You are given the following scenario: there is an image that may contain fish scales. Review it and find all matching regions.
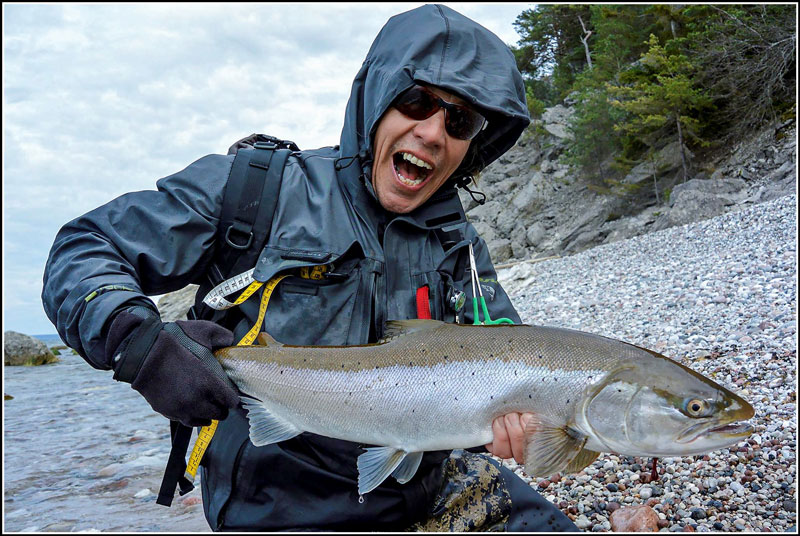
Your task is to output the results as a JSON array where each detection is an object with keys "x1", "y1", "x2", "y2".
[
  {"x1": 215, "y1": 319, "x2": 754, "y2": 493},
  {"x1": 220, "y1": 323, "x2": 632, "y2": 450}
]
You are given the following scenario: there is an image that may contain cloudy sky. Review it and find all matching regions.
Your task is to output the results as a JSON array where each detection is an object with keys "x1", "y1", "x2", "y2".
[{"x1": 3, "y1": 2, "x2": 532, "y2": 335}]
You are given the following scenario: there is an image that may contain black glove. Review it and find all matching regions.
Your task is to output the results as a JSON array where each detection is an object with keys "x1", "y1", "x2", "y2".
[{"x1": 105, "y1": 306, "x2": 240, "y2": 427}]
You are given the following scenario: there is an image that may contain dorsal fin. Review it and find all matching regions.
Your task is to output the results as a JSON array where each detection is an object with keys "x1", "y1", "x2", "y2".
[
  {"x1": 255, "y1": 331, "x2": 282, "y2": 347},
  {"x1": 380, "y1": 319, "x2": 445, "y2": 342}
]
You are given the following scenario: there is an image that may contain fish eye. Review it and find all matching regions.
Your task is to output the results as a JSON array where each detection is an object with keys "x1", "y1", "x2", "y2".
[{"x1": 684, "y1": 398, "x2": 711, "y2": 417}]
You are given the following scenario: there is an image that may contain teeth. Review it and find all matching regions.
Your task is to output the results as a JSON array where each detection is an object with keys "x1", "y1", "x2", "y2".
[
  {"x1": 397, "y1": 171, "x2": 424, "y2": 186},
  {"x1": 402, "y1": 152, "x2": 433, "y2": 170}
]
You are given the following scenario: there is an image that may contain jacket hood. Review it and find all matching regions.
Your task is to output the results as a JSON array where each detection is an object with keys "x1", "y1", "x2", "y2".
[{"x1": 338, "y1": 4, "x2": 530, "y2": 184}]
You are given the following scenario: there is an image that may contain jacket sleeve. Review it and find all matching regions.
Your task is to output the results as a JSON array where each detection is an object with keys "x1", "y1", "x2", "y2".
[
  {"x1": 41, "y1": 153, "x2": 235, "y2": 369},
  {"x1": 459, "y1": 222, "x2": 522, "y2": 325}
]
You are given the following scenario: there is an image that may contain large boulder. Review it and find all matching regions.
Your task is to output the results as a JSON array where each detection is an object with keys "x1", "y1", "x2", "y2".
[
  {"x1": 651, "y1": 177, "x2": 748, "y2": 231},
  {"x1": 156, "y1": 284, "x2": 199, "y2": 322},
  {"x1": 540, "y1": 105, "x2": 574, "y2": 140},
  {"x1": 623, "y1": 141, "x2": 694, "y2": 185},
  {"x1": 4, "y1": 331, "x2": 59, "y2": 366}
]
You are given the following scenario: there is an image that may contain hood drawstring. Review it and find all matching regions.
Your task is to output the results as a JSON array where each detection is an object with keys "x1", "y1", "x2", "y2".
[
  {"x1": 335, "y1": 148, "x2": 373, "y2": 185},
  {"x1": 454, "y1": 175, "x2": 486, "y2": 205}
]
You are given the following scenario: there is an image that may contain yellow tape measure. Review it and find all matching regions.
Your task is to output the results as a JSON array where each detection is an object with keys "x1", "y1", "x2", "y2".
[{"x1": 184, "y1": 273, "x2": 288, "y2": 482}]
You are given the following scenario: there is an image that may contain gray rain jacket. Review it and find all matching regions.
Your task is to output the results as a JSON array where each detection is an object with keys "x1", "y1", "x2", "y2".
[{"x1": 42, "y1": 4, "x2": 530, "y2": 531}]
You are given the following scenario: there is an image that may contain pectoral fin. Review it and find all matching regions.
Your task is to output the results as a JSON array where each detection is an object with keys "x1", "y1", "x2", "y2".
[
  {"x1": 240, "y1": 396, "x2": 303, "y2": 447},
  {"x1": 391, "y1": 451, "x2": 423, "y2": 484},
  {"x1": 356, "y1": 446, "x2": 407, "y2": 494},
  {"x1": 522, "y1": 414, "x2": 588, "y2": 478},
  {"x1": 565, "y1": 447, "x2": 601, "y2": 474}
]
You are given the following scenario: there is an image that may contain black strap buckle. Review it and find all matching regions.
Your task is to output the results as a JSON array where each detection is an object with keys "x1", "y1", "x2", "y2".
[
  {"x1": 253, "y1": 141, "x2": 278, "y2": 151},
  {"x1": 224, "y1": 222, "x2": 254, "y2": 250}
]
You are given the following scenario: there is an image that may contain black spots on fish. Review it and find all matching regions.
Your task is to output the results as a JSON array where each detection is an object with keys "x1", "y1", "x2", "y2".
[
  {"x1": 433, "y1": 381, "x2": 436, "y2": 386},
  {"x1": 538, "y1": 354, "x2": 544, "y2": 359},
  {"x1": 280, "y1": 370, "x2": 284, "y2": 374},
  {"x1": 412, "y1": 409, "x2": 415, "y2": 414},
  {"x1": 528, "y1": 394, "x2": 532, "y2": 399},
  {"x1": 490, "y1": 395, "x2": 494, "y2": 400},
  {"x1": 349, "y1": 392, "x2": 352, "y2": 396},
  {"x1": 455, "y1": 396, "x2": 458, "y2": 401},
  {"x1": 341, "y1": 364, "x2": 345, "y2": 368},
  {"x1": 566, "y1": 399, "x2": 570, "y2": 404},
  {"x1": 459, "y1": 344, "x2": 464, "y2": 349},
  {"x1": 514, "y1": 370, "x2": 517, "y2": 376},
  {"x1": 409, "y1": 361, "x2": 414, "y2": 366},
  {"x1": 471, "y1": 372, "x2": 475, "y2": 376},
  {"x1": 443, "y1": 355, "x2": 448, "y2": 360}
]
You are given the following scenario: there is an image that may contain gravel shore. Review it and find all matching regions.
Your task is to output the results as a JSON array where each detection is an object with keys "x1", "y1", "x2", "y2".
[{"x1": 497, "y1": 194, "x2": 797, "y2": 532}]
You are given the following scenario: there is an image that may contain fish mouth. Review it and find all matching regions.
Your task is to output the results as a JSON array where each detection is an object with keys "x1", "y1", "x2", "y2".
[{"x1": 676, "y1": 420, "x2": 754, "y2": 444}]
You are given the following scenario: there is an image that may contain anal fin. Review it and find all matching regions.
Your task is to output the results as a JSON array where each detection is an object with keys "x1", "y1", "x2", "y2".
[
  {"x1": 356, "y1": 446, "x2": 407, "y2": 494},
  {"x1": 240, "y1": 396, "x2": 303, "y2": 447}
]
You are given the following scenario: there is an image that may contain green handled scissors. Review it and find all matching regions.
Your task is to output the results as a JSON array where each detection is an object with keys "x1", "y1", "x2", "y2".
[{"x1": 468, "y1": 242, "x2": 514, "y2": 325}]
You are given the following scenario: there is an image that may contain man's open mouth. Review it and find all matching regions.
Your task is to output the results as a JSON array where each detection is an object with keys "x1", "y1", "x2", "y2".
[{"x1": 393, "y1": 151, "x2": 434, "y2": 187}]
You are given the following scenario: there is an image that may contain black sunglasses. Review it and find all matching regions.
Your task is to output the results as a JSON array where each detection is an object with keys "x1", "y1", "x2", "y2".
[{"x1": 393, "y1": 85, "x2": 487, "y2": 141}]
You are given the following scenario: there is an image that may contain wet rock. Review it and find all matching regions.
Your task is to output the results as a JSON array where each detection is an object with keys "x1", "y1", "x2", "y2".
[
  {"x1": 610, "y1": 505, "x2": 660, "y2": 532},
  {"x1": 4, "y1": 331, "x2": 59, "y2": 366}
]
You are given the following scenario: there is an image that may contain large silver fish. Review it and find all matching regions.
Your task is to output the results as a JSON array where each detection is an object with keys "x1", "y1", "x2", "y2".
[{"x1": 215, "y1": 320, "x2": 754, "y2": 494}]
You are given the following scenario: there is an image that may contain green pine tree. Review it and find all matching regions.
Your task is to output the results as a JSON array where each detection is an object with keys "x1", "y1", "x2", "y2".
[{"x1": 607, "y1": 34, "x2": 713, "y2": 186}]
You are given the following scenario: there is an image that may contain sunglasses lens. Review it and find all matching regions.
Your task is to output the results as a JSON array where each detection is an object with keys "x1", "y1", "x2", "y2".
[
  {"x1": 394, "y1": 87, "x2": 485, "y2": 140},
  {"x1": 394, "y1": 88, "x2": 438, "y2": 121},
  {"x1": 446, "y1": 108, "x2": 485, "y2": 140}
]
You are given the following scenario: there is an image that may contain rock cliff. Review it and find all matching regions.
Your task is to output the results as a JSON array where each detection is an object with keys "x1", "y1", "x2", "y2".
[{"x1": 460, "y1": 107, "x2": 796, "y2": 265}]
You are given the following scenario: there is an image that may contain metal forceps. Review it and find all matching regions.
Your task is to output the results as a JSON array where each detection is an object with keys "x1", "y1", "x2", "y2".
[{"x1": 468, "y1": 243, "x2": 514, "y2": 325}]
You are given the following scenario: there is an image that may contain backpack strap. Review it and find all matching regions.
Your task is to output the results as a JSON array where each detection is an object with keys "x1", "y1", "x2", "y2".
[
  {"x1": 217, "y1": 141, "x2": 292, "y2": 276},
  {"x1": 188, "y1": 139, "x2": 295, "y2": 325},
  {"x1": 161, "y1": 138, "x2": 295, "y2": 507}
]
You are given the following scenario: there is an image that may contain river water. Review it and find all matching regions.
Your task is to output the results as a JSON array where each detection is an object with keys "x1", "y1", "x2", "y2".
[{"x1": 4, "y1": 344, "x2": 211, "y2": 532}]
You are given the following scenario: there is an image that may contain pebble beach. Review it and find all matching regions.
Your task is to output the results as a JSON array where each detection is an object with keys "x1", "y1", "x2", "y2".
[
  {"x1": 497, "y1": 194, "x2": 797, "y2": 532},
  {"x1": 4, "y1": 194, "x2": 796, "y2": 532}
]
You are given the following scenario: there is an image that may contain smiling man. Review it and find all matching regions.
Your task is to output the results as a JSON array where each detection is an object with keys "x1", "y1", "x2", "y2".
[
  {"x1": 371, "y1": 84, "x2": 480, "y2": 214},
  {"x1": 43, "y1": 4, "x2": 577, "y2": 532}
]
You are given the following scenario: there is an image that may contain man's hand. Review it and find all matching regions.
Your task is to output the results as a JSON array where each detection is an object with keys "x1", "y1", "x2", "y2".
[
  {"x1": 485, "y1": 412, "x2": 534, "y2": 465},
  {"x1": 106, "y1": 307, "x2": 240, "y2": 427}
]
